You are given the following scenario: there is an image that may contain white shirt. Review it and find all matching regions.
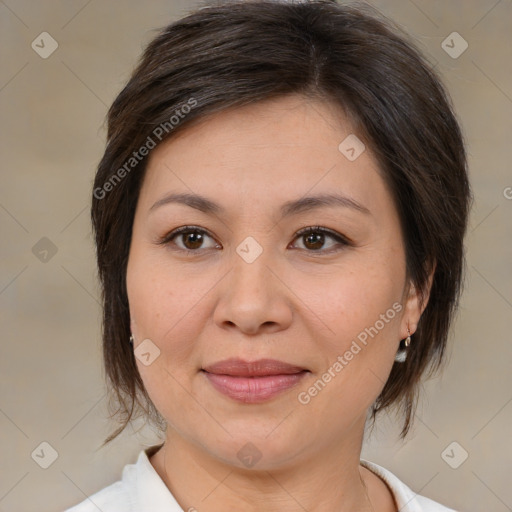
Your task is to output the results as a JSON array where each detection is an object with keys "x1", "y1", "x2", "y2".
[{"x1": 64, "y1": 445, "x2": 457, "y2": 511}]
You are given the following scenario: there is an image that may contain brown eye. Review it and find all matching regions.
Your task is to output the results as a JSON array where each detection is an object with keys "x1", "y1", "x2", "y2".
[
  {"x1": 158, "y1": 226, "x2": 219, "y2": 253},
  {"x1": 292, "y1": 226, "x2": 351, "y2": 253},
  {"x1": 302, "y1": 231, "x2": 325, "y2": 250},
  {"x1": 180, "y1": 231, "x2": 205, "y2": 250},
  {"x1": 158, "y1": 225, "x2": 351, "y2": 255}
]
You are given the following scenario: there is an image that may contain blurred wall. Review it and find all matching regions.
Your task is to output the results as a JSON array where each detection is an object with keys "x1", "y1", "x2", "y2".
[{"x1": 1, "y1": 1, "x2": 510, "y2": 511}]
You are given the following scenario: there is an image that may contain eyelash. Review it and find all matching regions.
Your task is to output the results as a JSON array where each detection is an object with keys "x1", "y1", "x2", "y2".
[{"x1": 156, "y1": 225, "x2": 352, "y2": 255}]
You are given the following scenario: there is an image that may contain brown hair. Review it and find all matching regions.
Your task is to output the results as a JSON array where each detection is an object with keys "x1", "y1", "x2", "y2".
[{"x1": 91, "y1": 0, "x2": 472, "y2": 446}]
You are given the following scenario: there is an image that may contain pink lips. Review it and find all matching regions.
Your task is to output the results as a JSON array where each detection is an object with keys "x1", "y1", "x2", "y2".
[{"x1": 202, "y1": 358, "x2": 309, "y2": 403}]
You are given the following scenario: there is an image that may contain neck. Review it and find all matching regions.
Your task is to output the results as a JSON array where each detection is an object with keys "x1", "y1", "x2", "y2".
[{"x1": 149, "y1": 422, "x2": 379, "y2": 512}]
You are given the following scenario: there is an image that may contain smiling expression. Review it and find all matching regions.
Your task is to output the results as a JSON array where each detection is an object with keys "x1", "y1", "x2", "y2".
[{"x1": 126, "y1": 93, "x2": 423, "y2": 469}]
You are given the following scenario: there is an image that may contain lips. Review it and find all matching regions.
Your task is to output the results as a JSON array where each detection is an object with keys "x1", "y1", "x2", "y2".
[
  {"x1": 201, "y1": 358, "x2": 309, "y2": 403},
  {"x1": 202, "y1": 358, "x2": 307, "y2": 377}
]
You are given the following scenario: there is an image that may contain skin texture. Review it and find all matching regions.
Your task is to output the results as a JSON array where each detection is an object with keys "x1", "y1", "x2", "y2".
[{"x1": 126, "y1": 94, "x2": 433, "y2": 512}]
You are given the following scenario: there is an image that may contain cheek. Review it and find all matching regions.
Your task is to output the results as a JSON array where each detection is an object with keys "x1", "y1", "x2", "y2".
[
  {"x1": 128, "y1": 244, "x2": 187, "y2": 335},
  {"x1": 126, "y1": 251, "x2": 204, "y2": 386},
  {"x1": 308, "y1": 260, "x2": 401, "y2": 340},
  {"x1": 127, "y1": 262, "x2": 201, "y2": 427},
  {"x1": 302, "y1": 257, "x2": 403, "y2": 404}
]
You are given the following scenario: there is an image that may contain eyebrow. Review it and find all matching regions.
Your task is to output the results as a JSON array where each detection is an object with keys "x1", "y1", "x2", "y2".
[{"x1": 149, "y1": 192, "x2": 371, "y2": 218}]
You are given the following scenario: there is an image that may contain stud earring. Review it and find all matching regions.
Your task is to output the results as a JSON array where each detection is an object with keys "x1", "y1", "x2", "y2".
[{"x1": 129, "y1": 334, "x2": 134, "y2": 345}]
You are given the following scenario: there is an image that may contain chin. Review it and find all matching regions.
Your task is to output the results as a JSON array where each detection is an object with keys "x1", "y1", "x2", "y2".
[{"x1": 188, "y1": 420, "x2": 310, "y2": 471}]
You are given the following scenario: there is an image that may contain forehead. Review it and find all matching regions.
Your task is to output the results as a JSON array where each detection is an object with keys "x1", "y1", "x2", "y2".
[
  {"x1": 154, "y1": 94, "x2": 355, "y2": 155},
  {"x1": 138, "y1": 94, "x2": 391, "y2": 220}
]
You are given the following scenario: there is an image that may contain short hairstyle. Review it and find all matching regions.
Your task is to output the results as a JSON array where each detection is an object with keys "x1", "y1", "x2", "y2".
[{"x1": 91, "y1": 0, "x2": 472, "y2": 446}]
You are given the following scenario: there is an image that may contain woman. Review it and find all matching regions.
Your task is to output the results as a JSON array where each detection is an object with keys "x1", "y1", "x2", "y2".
[{"x1": 66, "y1": 0, "x2": 471, "y2": 510}]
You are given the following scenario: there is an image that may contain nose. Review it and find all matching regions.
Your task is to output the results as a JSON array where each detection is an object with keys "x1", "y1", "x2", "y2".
[{"x1": 212, "y1": 246, "x2": 293, "y2": 336}]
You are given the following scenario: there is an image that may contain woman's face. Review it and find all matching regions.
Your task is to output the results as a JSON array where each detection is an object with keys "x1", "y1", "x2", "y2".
[{"x1": 126, "y1": 94, "x2": 425, "y2": 469}]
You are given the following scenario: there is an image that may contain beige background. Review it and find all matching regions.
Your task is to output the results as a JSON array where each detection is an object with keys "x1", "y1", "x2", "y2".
[{"x1": 1, "y1": 1, "x2": 511, "y2": 511}]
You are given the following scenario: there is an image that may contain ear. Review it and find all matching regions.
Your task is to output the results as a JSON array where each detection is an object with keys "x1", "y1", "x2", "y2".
[
  {"x1": 401, "y1": 261, "x2": 436, "y2": 337},
  {"x1": 129, "y1": 314, "x2": 137, "y2": 335}
]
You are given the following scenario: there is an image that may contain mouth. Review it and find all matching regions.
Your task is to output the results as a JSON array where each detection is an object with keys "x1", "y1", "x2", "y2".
[
  {"x1": 202, "y1": 357, "x2": 308, "y2": 376},
  {"x1": 201, "y1": 358, "x2": 310, "y2": 403}
]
